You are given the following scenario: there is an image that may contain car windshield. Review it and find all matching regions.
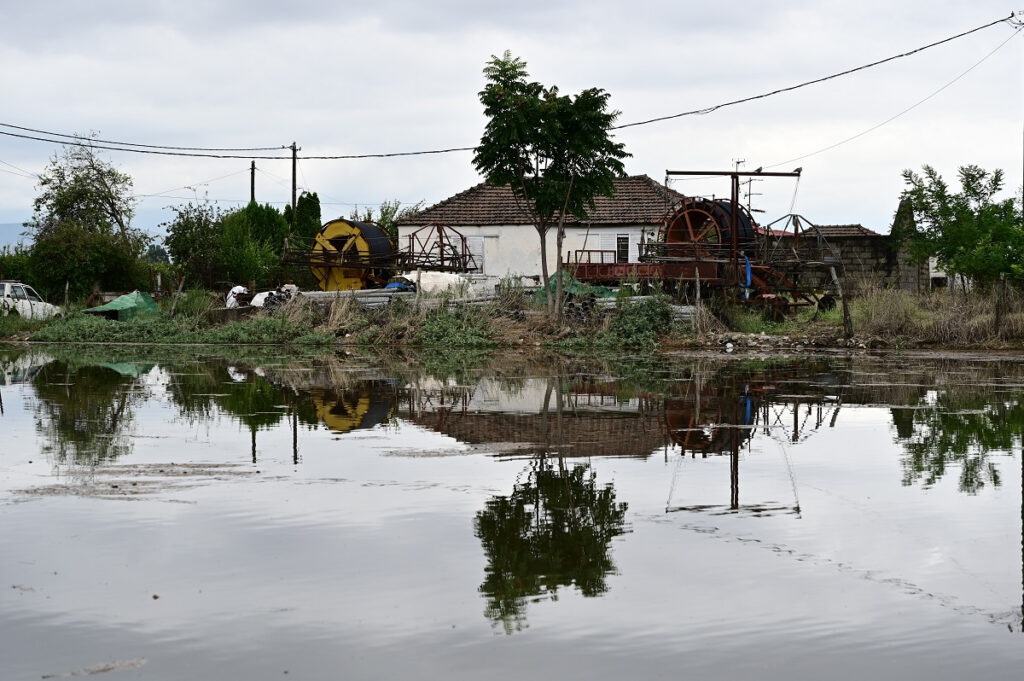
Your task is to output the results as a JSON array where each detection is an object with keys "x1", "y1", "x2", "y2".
[{"x1": 24, "y1": 287, "x2": 43, "y2": 303}]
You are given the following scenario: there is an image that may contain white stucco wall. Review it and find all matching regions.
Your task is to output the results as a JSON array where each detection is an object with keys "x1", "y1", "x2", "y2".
[{"x1": 398, "y1": 223, "x2": 655, "y2": 281}]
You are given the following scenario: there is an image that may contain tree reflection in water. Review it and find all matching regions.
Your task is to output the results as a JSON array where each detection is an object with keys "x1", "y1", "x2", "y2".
[
  {"x1": 474, "y1": 457, "x2": 629, "y2": 634},
  {"x1": 31, "y1": 361, "x2": 149, "y2": 466},
  {"x1": 892, "y1": 392, "x2": 1024, "y2": 494}
]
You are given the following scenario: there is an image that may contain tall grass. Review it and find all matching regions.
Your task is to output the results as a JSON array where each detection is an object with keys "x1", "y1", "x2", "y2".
[{"x1": 852, "y1": 284, "x2": 1024, "y2": 345}]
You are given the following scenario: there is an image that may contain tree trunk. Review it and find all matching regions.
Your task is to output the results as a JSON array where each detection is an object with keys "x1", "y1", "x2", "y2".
[
  {"x1": 555, "y1": 227, "x2": 565, "y2": 319},
  {"x1": 537, "y1": 225, "x2": 552, "y2": 311},
  {"x1": 553, "y1": 178, "x2": 574, "y2": 320}
]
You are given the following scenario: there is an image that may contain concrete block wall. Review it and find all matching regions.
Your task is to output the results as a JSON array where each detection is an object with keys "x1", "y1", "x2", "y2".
[{"x1": 777, "y1": 234, "x2": 927, "y2": 293}]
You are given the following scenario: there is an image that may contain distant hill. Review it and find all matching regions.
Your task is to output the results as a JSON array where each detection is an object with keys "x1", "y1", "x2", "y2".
[{"x1": 0, "y1": 222, "x2": 28, "y2": 250}]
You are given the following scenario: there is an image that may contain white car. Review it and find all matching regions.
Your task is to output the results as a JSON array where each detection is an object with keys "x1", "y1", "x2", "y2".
[{"x1": 0, "y1": 281, "x2": 64, "y2": 320}]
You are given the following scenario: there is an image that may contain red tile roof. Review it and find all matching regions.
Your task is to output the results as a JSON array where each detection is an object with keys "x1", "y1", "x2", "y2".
[
  {"x1": 397, "y1": 175, "x2": 684, "y2": 227},
  {"x1": 814, "y1": 224, "x2": 881, "y2": 237}
]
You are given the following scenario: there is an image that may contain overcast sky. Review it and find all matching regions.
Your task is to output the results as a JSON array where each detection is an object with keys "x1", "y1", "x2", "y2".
[{"x1": 0, "y1": 1, "x2": 1021, "y2": 245}]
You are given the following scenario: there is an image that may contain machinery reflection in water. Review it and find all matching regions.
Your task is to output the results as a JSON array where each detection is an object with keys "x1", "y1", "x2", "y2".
[
  {"x1": 662, "y1": 359, "x2": 846, "y2": 517},
  {"x1": 8, "y1": 348, "x2": 1024, "y2": 503},
  {"x1": 399, "y1": 358, "x2": 851, "y2": 518}
]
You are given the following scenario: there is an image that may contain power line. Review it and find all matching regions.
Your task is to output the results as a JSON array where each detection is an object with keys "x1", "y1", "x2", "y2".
[
  {"x1": 612, "y1": 12, "x2": 1016, "y2": 130},
  {"x1": 138, "y1": 168, "x2": 254, "y2": 198},
  {"x1": 300, "y1": 146, "x2": 475, "y2": 160},
  {"x1": 0, "y1": 166, "x2": 35, "y2": 179},
  {"x1": 0, "y1": 12, "x2": 1015, "y2": 162},
  {"x1": 0, "y1": 129, "x2": 292, "y2": 159},
  {"x1": 765, "y1": 23, "x2": 1024, "y2": 169},
  {"x1": 0, "y1": 123, "x2": 286, "y2": 152},
  {"x1": 0, "y1": 158, "x2": 36, "y2": 178}
]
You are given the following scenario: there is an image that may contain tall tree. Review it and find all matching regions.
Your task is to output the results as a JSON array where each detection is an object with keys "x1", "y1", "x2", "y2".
[
  {"x1": 899, "y1": 164, "x2": 1024, "y2": 286},
  {"x1": 474, "y1": 51, "x2": 629, "y2": 313},
  {"x1": 27, "y1": 141, "x2": 138, "y2": 240},
  {"x1": 162, "y1": 202, "x2": 226, "y2": 287},
  {"x1": 25, "y1": 142, "x2": 148, "y2": 297},
  {"x1": 284, "y1": 191, "x2": 323, "y2": 243}
]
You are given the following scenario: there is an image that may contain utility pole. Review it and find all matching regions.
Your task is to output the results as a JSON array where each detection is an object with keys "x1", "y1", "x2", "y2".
[
  {"x1": 290, "y1": 142, "x2": 298, "y2": 212},
  {"x1": 250, "y1": 160, "x2": 256, "y2": 203}
]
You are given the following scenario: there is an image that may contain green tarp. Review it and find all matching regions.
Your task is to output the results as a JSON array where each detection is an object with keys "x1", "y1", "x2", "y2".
[
  {"x1": 532, "y1": 271, "x2": 615, "y2": 304},
  {"x1": 83, "y1": 291, "x2": 160, "y2": 321}
]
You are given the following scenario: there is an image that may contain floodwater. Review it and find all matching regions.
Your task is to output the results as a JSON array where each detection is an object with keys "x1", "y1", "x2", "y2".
[{"x1": 2, "y1": 345, "x2": 1023, "y2": 680}]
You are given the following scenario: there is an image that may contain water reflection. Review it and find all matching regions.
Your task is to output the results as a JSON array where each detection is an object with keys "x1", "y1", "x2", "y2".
[
  {"x1": 3, "y1": 346, "x2": 1024, "y2": 661},
  {"x1": 474, "y1": 457, "x2": 629, "y2": 634},
  {"x1": 892, "y1": 385, "x2": 1024, "y2": 494},
  {"x1": 8, "y1": 348, "x2": 1024, "y2": 497},
  {"x1": 29, "y1": 360, "x2": 150, "y2": 466}
]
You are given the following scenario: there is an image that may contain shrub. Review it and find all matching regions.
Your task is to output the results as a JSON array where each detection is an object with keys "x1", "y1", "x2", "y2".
[
  {"x1": 416, "y1": 306, "x2": 495, "y2": 347},
  {"x1": 599, "y1": 296, "x2": 673, "y2": 348}
]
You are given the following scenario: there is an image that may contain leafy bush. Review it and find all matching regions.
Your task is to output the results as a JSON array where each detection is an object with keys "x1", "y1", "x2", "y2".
[
  {"x1": 0, "y1": 244, "x2": 32, "y2": 282},
  {"x1": 27, "y1": 222, "x2": 148, "y2": 300},
  {"x1": 29, "y1": 311, "x2": 333, "y2": 346},
  {"x1": 599, "y1": 296, "x2": 673, "y2": 348},
  {"x1": 416, "y1": 306, "x2": 495, "y2": 347}
]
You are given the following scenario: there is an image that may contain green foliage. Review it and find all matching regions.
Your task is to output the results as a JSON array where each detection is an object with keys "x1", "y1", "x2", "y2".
[
  {"x1": 416, "y1": 306, "x2": 496, "y2": 347},
  {"x1": 164, "y1": 201, "x2": 286, "y2": 288},
  {"x1": 473, "y1": 51, "x2": 630, "y2": 308},
  {"x1": 23, "y1": 142, "x2": 148, "y2": 298},
  {"x1": 0, "y1": 313, "x2": 45, "y2": 338},
  {"x1": 349, "y1": 199, "x2": 425, "y2": 244},
  {"x1": 27, "y1": 141, "x2": 138, "y2": 241},
  {"x1": 30, "y1": 311, "x2": 333, "y2": 346},
  {"x1": 599, "y1": 296, "x2": 673, "y2": 348},
  {"x1": 27, "y1": 222, "x2": 148, "y2": 299},
  {"x1": 145, "y1": 244, "x2": 170, "y2": 263},
  {"x1": 284, "y1": 191, "x2": 323, "y2": 242},
  {"x1": 162, "y1": 202, "x2": 226, "y2": 287},
  {"x1": 0, "y1": 244, "x2": 32, "y2": 281},
  {"x1": 899, "y1": 164, "x2": 1024, "y2": 284},
  {"x1": 217, "y1": 202, "x2": 287, "y2": 286},
  {"x1": 227, "y1": 201, "x2": 289, "y2": 253},
  {"x1": 170, "y1": 288, "x2": 216, "y2": 321}
]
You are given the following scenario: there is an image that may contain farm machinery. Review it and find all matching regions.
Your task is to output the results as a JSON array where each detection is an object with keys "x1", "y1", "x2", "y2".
[
  {"x1": 282, "y1": 220, "x2": 478, "y2": 292},
  {"x1": 569, "y1": 169, "x2": 846, "y2": 315}
]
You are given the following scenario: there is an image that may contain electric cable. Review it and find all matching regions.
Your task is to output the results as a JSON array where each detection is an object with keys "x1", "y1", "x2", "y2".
[
  {"x1": 137, "y1": 168, "x2": 253, "y2": 198},
  {"x1": 764, "y1": 23, "x2": 1023, "y2": 169},
  {"x1": 0, "y1": 123, "x2": 285, "y2": 152},
  {"x1": 612, "y1": 13, "x2": 1017, "y2": 130},
  {"x1": 0, "y1": 13, "x2": 1015, "y2": 161}
]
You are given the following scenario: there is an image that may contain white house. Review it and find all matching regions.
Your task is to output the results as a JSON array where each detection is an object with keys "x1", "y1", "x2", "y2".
[{"x1": 396, "y1": 175, "x2": 682, "y2": 283}]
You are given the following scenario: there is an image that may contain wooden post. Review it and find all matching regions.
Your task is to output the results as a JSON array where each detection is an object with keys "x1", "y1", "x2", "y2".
[
  {"x1": 63, "y1": 281, "x2": 69, "y2": 308},
  {"x1": 694, "y1": 269, "x2": 702, "y2": 335},
  {"x1": 169, "y1": 273, "x2": 187, "y2": 316},
  {"x1": 995, "y1": 272, "x2": 1006, "y2": 338},
  {"x1": 250, "y1": 160, "x2": 256, "y2": 203},
  {"x1": 830, "y1": 266, "x2": 853, "y2": 339}
]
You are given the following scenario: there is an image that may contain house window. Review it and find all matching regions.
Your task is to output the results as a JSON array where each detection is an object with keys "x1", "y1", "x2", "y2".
[{"x1": 616, "y1": 235, "x2": 629, "y2": 263}]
